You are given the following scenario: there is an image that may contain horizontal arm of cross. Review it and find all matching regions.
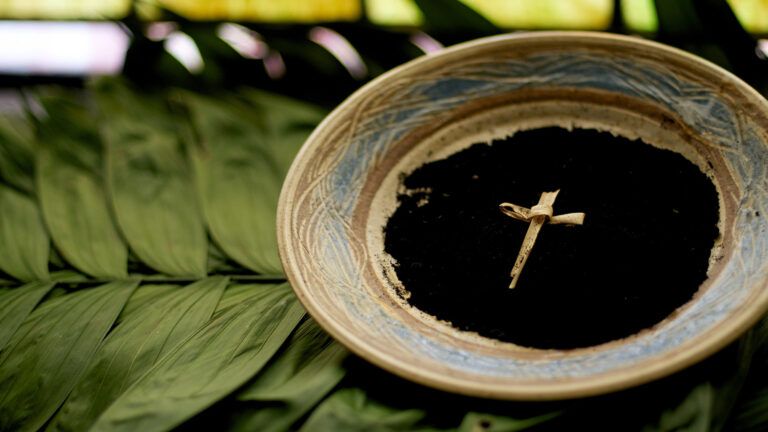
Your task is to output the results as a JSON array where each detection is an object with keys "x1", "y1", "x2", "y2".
[
  {"x1": 499, "y1": 189, "x2": 586, "y2": 289},
  {"x1": 499, "y1": 202, "x2": 585, "y2": 225}
]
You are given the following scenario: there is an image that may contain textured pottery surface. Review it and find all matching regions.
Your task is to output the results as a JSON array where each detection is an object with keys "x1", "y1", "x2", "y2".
[{"x1": 277, "y1": 32, "x2": 768, "y2": 400}]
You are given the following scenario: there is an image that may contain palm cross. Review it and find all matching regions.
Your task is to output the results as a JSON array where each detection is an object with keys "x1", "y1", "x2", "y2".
[{"x1": 499, "y1": 189, "x2": 585, "y2": 288}]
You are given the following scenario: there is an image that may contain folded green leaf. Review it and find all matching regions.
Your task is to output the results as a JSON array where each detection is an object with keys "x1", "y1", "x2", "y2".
[
  {"x1": 238, "y1": 318, "x2": 347, "y2": 401},
  {"x1": 91, "y1": 283, "x2": 304, "y2": 432},
  {"x1": 642, "y1": 384, "x2": 714, "y2": 432},
  {"x1": 0, "y1": 280, "x2": 55, "y2": 352},
  {"x1": 0, "y1": 113, "x2": 36, "y2": 194},
  {"x1": 0, "y1": 112, "x2": 48, "y2": 281},
  {"x1": 0, "y1": 280, "x2": 138, "y2": 432},
  {"x1": 49, "y1": 270, "x2": 88, "y2": 283},
  {"x1": 49, "y1": 277, "x2": 228, "y2": 432},
  {"x1": 0, "y1": 184, "x2": 50, "y2": 281},
  {"x1": 182, "y1": 91, "x2": 323, "y2": 274},
  {"x1": 237, "y1": 88, "x2": 326, "y2": 130},
  {"x1": 230, "y1": 318, "x2": 348, "y2": 432},
  {"x1": 94, "y1": 78, "x2": 207, "y2": 277},
  {"x1": 35, "y1": 89, "x2": 128, "y2": 279},
  {"x1": 299, "y1": 388, "x2": 431, "y2": 432},
  {"x1": 206, "y1": 240, "x2": 250, "y2": 274},
  {"x1": 239, "y1": 89, "x2": 326, "y2": 176},
  {"x1": 214, "y1": 282, "x2": 263, "y2": 310},
  {"x1": 183, "y1": 92, "x2": 283, "y2": 274},
  {"x1": 118, "y1": 283, "x2": 179, "y2": 319}
]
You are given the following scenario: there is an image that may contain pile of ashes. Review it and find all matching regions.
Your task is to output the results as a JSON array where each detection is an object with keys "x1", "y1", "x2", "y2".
[{"x1": 383, "y1": 127, "x2": 719, "y2": 349}]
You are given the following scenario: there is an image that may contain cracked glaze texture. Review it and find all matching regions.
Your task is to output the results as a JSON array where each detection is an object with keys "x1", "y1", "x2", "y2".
[{"x1": 280, "y1": 33, "x2": 768, "y2": 397}]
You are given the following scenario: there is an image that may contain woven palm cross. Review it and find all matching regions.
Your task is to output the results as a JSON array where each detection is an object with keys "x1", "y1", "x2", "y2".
[{"x1": 499, "y1": 189, "x2": 585, "y2": 288}]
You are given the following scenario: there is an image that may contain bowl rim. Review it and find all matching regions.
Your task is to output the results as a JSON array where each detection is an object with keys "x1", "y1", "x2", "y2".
[{"x1": 277, "y1": 30, "x2": 768, "y2": 400}]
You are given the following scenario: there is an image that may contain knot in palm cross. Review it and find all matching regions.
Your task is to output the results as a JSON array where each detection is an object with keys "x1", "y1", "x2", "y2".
[{"x1": 499, "y1": 189, "x2": 585, "y2": 289}]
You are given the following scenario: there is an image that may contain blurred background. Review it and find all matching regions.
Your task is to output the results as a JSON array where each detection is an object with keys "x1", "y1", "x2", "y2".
[{"x1": 1, "y1": 0, "x2": 767, "y2": 107}]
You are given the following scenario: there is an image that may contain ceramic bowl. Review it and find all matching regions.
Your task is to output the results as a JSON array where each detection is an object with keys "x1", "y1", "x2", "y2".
[{"x1": 277, "y1": 32, "x2": 768, "y2": 400}]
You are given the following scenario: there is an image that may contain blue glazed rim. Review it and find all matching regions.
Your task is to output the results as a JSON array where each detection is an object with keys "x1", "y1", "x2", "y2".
[{"x1": 278, "y1": 32, "x2": 768, "y2": 399}]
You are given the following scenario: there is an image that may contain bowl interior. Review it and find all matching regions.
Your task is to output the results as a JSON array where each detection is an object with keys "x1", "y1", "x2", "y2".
[
  {"x1": 278, "y1": 32, "x2": 768, "y2": 399},
  {"x1": 367, "y1": 96, "x2": 727, "y2": 347}
]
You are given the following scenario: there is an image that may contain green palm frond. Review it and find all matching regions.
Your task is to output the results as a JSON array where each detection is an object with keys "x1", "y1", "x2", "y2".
[
  {"x1": 0, "y1": 281, "x2": 54, "y2": 351},
  {"x1": 0, "y1": 280, "x2": 138, "y2": 431},
  {"x1": 0, "y1": 184, "x2": 49, "y2": 281},
  {"x1": 96, "y1": 79, "x2": 207, "y2": 278},
  {"x1": 227, "y1": 318, "x2": 348, "y2": 432},
  {"x1": 35, "y1": 89, "x2": 128, "y2": 279},
  {"x1": 0, "y1": 81, "x2": 342, "y2": 432},
  {"x1": 48, "y1": 277, "x2": 228, "y2": 431},
  {"x1": 90, "y1": 283, "x2": 304, "y2": 432}
]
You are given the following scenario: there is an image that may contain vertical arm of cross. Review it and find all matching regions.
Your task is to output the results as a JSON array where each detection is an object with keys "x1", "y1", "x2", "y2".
[{"x1": 508, "y1": 190, "x2": 560, "y2": 288}]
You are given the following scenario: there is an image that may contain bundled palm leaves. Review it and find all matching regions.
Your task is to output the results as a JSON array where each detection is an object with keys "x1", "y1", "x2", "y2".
[{"x1": 0, "y1": 78, "x2": 766, "y2": 432}]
